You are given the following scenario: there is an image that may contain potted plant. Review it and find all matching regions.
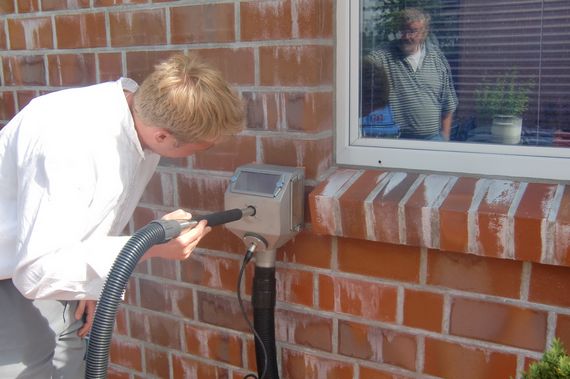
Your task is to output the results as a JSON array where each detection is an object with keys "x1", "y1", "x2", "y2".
[
  {"x1": 475, "y1": 69, "x2": 532, "y2": 144},
  {"x1": 517, "y1": 338, "x2": 570, "y2": 378}
]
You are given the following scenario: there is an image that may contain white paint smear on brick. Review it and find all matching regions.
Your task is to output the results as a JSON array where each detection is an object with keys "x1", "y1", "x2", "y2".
[{"x1": 23, "y1": 19, "x2": 47, "y2": 49}]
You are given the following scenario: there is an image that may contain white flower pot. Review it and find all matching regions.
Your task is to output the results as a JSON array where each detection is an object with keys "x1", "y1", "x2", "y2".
[{"x1": 491, "y1": 115, "x2": 522, "y2": 144}]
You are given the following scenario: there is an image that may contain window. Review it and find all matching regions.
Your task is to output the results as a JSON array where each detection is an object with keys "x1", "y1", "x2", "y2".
[{"x1": 336, "y1": 0, "x2": 570, "y2": 181}]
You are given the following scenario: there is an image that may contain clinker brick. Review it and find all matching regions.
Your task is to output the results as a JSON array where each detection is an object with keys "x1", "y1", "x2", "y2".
[
  {"x1": 144, "y1": 348, "x2": 169, "y2": 379},
  {"x1": 439, "y1": 177, "x2": 478, "y2": 252},
  {"x1": 427, "y1": 249, "x2": 523, "y2": 299},
  {"x1": 277, "y1": 230, "x2": 333, "y2": 269},
  {"x1": 318, "y1": 274, "x2": 397, "y2": 322},
  {"x1": 424, "y1": 338, "x2": 517, "y2": 379},
  {"x1": 8, "y1": 17, "x2": 53, "y2": 50},
  {"x1": 276, "y1": 309, "x2": 333, "y2": 352},
  {"x1": 529, "y1": 262, "x2": 570, "y2": 307},
  {"x1": 109, "y1": 9, "x2": 166, "y2": 47},
  {"x1": 450, "y1": 297, "x2": 547, "y2": 351},
  {"x1": 0, "y1": 92, "x2": 16, "y2": 120},
  {"x1": 172, "y1": 353, "x2": 229, "y2": 378},
  {"x1": 48, "y1": 54, "x2": 97, "y2": 86},
  {"x1": 282, "y1": 348, "x2": 354, "y2": 379},
  {"x1": 240, "y1": 0, "x2": 292, "y2": 41},
  {"x1": 55, "y1": 13, "x2": 106, "y2": 49},
  {"x1": 403, "y1": 288, "x2": 444, "y2": 332},
  {"x1": 338, "y1": 238, "x2": 421, "y2": 283},
  {"x1": 3, "y1": 55, "x2": 46, "y2": 86},
  {"x1": 110, "y1": 338, "x2": 142, "y2": 372},
  {"x1": 171, "y1": 4, "x2": 235, "y2": 44},
  {"x1": 183, "y1": 323, "x2": 243, "y2": 366},
  {"x1": 192, "y1": 135, "x2": 256, "y2": 172}
]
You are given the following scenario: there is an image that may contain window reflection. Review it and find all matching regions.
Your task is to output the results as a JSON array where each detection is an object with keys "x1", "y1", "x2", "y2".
[{"x1": 360, "y1": 0, "x2": 570, "y2": 147}]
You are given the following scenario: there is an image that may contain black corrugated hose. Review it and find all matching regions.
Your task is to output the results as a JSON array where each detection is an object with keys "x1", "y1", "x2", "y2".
[
  {"x1": 85, "y1": 208, "x2": 254, "y2": 379},
  {"x1": 85, "y1": 221, "x2": 169, "y2": 379}
]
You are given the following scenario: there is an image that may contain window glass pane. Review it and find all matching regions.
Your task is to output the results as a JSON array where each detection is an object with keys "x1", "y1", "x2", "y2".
[{"x1": 360, "y1": 0, "x2": 570, "y2": 147}]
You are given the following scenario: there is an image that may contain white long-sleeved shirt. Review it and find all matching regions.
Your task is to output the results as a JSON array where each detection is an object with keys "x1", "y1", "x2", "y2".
[{"x1": 0, "y1": 78, "x2": 160, "y2": 300}]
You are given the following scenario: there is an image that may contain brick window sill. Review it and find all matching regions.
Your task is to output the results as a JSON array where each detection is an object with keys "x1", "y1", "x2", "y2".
[{"x1": 308, "y1": 168, "x2": 570, "y2": 268}]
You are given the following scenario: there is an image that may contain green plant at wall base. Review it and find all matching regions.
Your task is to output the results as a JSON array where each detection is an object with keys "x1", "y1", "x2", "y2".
[
  {"x1": 475, "y1": 69, "x2": 532, "y2": 121},
  {"x1": 518, "y1": 338, "x2": 570, "y2": 379}
]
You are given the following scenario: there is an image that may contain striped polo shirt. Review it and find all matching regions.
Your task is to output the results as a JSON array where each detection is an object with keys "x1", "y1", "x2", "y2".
[{"x1": 367, "y1": 41, "x2": 458, "y2": 139}]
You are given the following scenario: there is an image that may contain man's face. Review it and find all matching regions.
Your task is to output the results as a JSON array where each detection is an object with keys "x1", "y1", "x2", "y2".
[{"x1": 398, "y1": 20, "x2": 427, "y2": 56}]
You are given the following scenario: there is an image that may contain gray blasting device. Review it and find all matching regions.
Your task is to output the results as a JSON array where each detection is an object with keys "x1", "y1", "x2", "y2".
[{"x1": 225, "y1": 164, "x2": 305, "y2": 253}]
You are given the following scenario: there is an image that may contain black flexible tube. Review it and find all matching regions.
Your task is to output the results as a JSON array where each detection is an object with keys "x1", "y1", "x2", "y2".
[
  {"x1": 252, "y1": 266, "x2": 279, "y2": 379},
  {"x1": 85, "y1": 221, "x2": 169, "y2": 379},
  {"x1": 85, "y1": 207, "x2": 255, "y2": 378}
]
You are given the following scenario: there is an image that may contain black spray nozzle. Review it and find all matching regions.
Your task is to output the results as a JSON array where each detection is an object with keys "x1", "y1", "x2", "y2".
[
  {"x1": 154, "y1": 207, "x2": 256, "y2": 242},
  {"x1": 190, "y1": 206, "x2": 256, "y2": 227}
]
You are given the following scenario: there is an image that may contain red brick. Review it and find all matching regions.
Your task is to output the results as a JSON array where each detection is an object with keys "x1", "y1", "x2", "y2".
[
  {"x1": 405, "y1": 175, "x2": 454, "y2": 247},
  {"x1": 3, "y1": 55, "x2": 46, "y2": 86},
  {"x1": 371, "y1": 172, "x2": 419, "y2": 244},
  {"x1": 424, "y1": 338, "x2": 517, "y2": 379},
  {"x1": 107, "y1": 367, "x2": 130, "y2": 379},
  {"x1": 16, "y1": 90, "x2": 36, "y2": 111},
  {"x1": 296, "y1": 0, "x2": 333, "y2": 38},
  {"x1": 0, "y1": 20, "x2": 6, "y2": 49},
  {"x1": 1, "y1": 0, "x2": 15, "y2": 13},
  {"x1": 277, "y1": 230, "x2": 332, "y2": 269},
  {"x1": 183, "y1": 323, "x2": 243, "y2": 366},
  {"x1": 114, "y1": 307, "x2": 128, "y2": 336},
  {"x1": 403, "y1": 289, "x2": 443, "y2": 332},
  {"x1": 48, "y1": 54, "x2": 97, "y2": 86},
  {"x1": 110, "y1": 338, "x2": 142, "y2": 371},
  {"x1": 282, "y1": 348, "x2": 354, "y2": 379},
  {"x1": 243, "y1": 91, "x2": 333, "y2": 133},
  {"x1": 41, "y1": 0, "x2": 89, "y2": 10},
  {"x1": 8, "y1": 17, "x2": 52, "y2": 50},
  {"x1": 180, "y1": 252, "x2": 240, "y2": 292},
  {"x1": 147, "y1": 278, "x2": 193, "y2": 318},
  {"x1": 194, "y1": 48, "x2": 255, "y2": 86},
  {"x1": 319, "y1": 274, "x2": 397, "y2": 322},
  {"x1": 529, "y1": 262, "x2": 570, "y2": 307},
  {"x1": 476, "y1": 180, "x2": 520, "y2": 258},
  {"x1": 338, "y1": 320, "x2": 416, "y2": 371},
  {"x1": 55, "y1": 13, "x2": 106, "y2": 49},
  {"x1": 240, "y1": 0, "x2": 292, "y2": 41},
  {"x1": 276, "y1": 309, "x2": 332, "y2": 352},
  {"x1": 427, "y1": 250, "x2": 523, "y2": 298},
  {"x1": 260, "y1": 136, "x2": 332, "y2": 180},
  {"x1": 177, "y1": 174, "x2": 228, "y2": 212},
  {"x1": 149, "y1": 258, "x2": 177, "y2": 280},
  {"x1": 309, "y1": 169, "x2": 360, "y2": 235},
  {"x1": 276, "y1": 267, "x2": 313, "y2": 306},
  {"x1": 132, "y1": 206, "x2": 162, "y2": 230},
  {"x1": 338, "y1": 239, "x2": 421, "y2": 283},
  {"x1": 140, "y1": 172, "x2": 172, "y2": 206},
  {"x1": 129, "y1": 309, "x2": 182, "y2": 349},
  {"x1": 171, "y1": 4, "x2": 235, "y2": 44},
  {"x1": 0, "y1": 91, "x2": 15, "y2": 120},
  {"x1": 110, "y1": 9, "x2": 166, "y2": 47},
  {"x1": 17, "y1": 0, "x2": 39, "y2": 12},
  {"x1": 514, "y1": 183, "x2": 558, "y2": 262},
  {"x1": 439, "y1": 177, "x2": 478, "y2": 252},
  {"x1": 172, "y1": 353, "x2": 229, "y2": 378},
  {"x1": 359, "y1": 366, "x2": 414, "y2": 379},
  {"x1": 338, "y1": 170, "x2": 386, "y2": 239},
  {"x1": 555, "y1": 186, "x2": 570, "y2": 266},
  {"x1": 197, "y1": 291, "x2": 250, "y2": 332},
  {"x1": 193, "y1": 135, "x2": 256, "y2": 172},
  {"x1": 259, "y1": 45, "x2": 333, "y2": 86},
  {"x1": 98, "y1": 52, "x2": 123, "y2": 82},
  {"x1": 556, "y1": 314, "x2": 570, "y2": 351},
  {"x1": 450, "y1": 297, "x2": 547, "y2": 351},
  {"x1": 199, "y1": 222, "x2": 247, "y2": 255},
  {"x1": 144, "y1": 348, "x2": 169, "y2": 379},
  {"x1": 125, "y1": 50, "x2": 180, "y2": 84}
]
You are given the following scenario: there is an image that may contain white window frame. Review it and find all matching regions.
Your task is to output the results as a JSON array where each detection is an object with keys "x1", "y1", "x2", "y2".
[{"x1": 335, "y1": 1, "x2": 570, "y2": 181}]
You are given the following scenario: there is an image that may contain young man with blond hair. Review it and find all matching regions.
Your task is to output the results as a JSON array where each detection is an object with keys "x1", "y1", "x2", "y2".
[{"x1": 0, "y1": 53, "x2": 245, "y2": 378}]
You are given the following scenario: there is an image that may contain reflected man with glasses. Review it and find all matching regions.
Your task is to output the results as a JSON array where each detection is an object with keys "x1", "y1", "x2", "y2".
[{"x1": 368, "y1": 8, "x2": 457, "y2": 140}]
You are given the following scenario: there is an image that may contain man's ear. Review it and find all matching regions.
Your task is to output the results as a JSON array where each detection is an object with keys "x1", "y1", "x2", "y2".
[{"x1": 154, "y1": 129, "x2": 169, "y2": 144}]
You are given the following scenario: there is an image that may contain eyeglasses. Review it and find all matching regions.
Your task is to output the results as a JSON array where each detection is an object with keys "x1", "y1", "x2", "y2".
[{"x1": 399, "y1": 28, "x2": 423, "y2": 37}]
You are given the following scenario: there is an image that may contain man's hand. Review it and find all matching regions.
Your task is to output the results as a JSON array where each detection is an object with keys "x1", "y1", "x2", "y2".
[
  {"x1": 75, "y1": 299, "x2": 96, "y2": 338},
  {"x1": 143, "y1": 209, "x2": 212, "y2": 261}
]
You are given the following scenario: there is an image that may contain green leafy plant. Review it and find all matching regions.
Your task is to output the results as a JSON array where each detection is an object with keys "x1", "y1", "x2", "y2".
[
  {"x1": 475, "y1": 69, "x2": 532, "y2": 122},
  {"x1": 519, "y1": 338, "x2": 570, "y2": 379}
]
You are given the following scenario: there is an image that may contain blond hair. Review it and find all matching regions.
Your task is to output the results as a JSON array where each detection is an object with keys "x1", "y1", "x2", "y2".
[{"x1": 134, "y1": 53, "x2": 245, "y2": 143}]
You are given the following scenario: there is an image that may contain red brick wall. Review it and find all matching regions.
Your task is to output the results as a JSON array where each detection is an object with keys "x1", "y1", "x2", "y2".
[{"x1": 2, "y1": 1, "x2": 569, "y2": 379}]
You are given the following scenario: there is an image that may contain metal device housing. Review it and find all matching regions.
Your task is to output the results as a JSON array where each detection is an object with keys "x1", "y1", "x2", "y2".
[{"x1": 225, "y1": 164, "x2": 304, "y2": 250}]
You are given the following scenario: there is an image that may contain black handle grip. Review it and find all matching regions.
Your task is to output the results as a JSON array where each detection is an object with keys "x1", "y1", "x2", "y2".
[{"x1": 192, "y1": 208, "x2": 245, "y2": 227}]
